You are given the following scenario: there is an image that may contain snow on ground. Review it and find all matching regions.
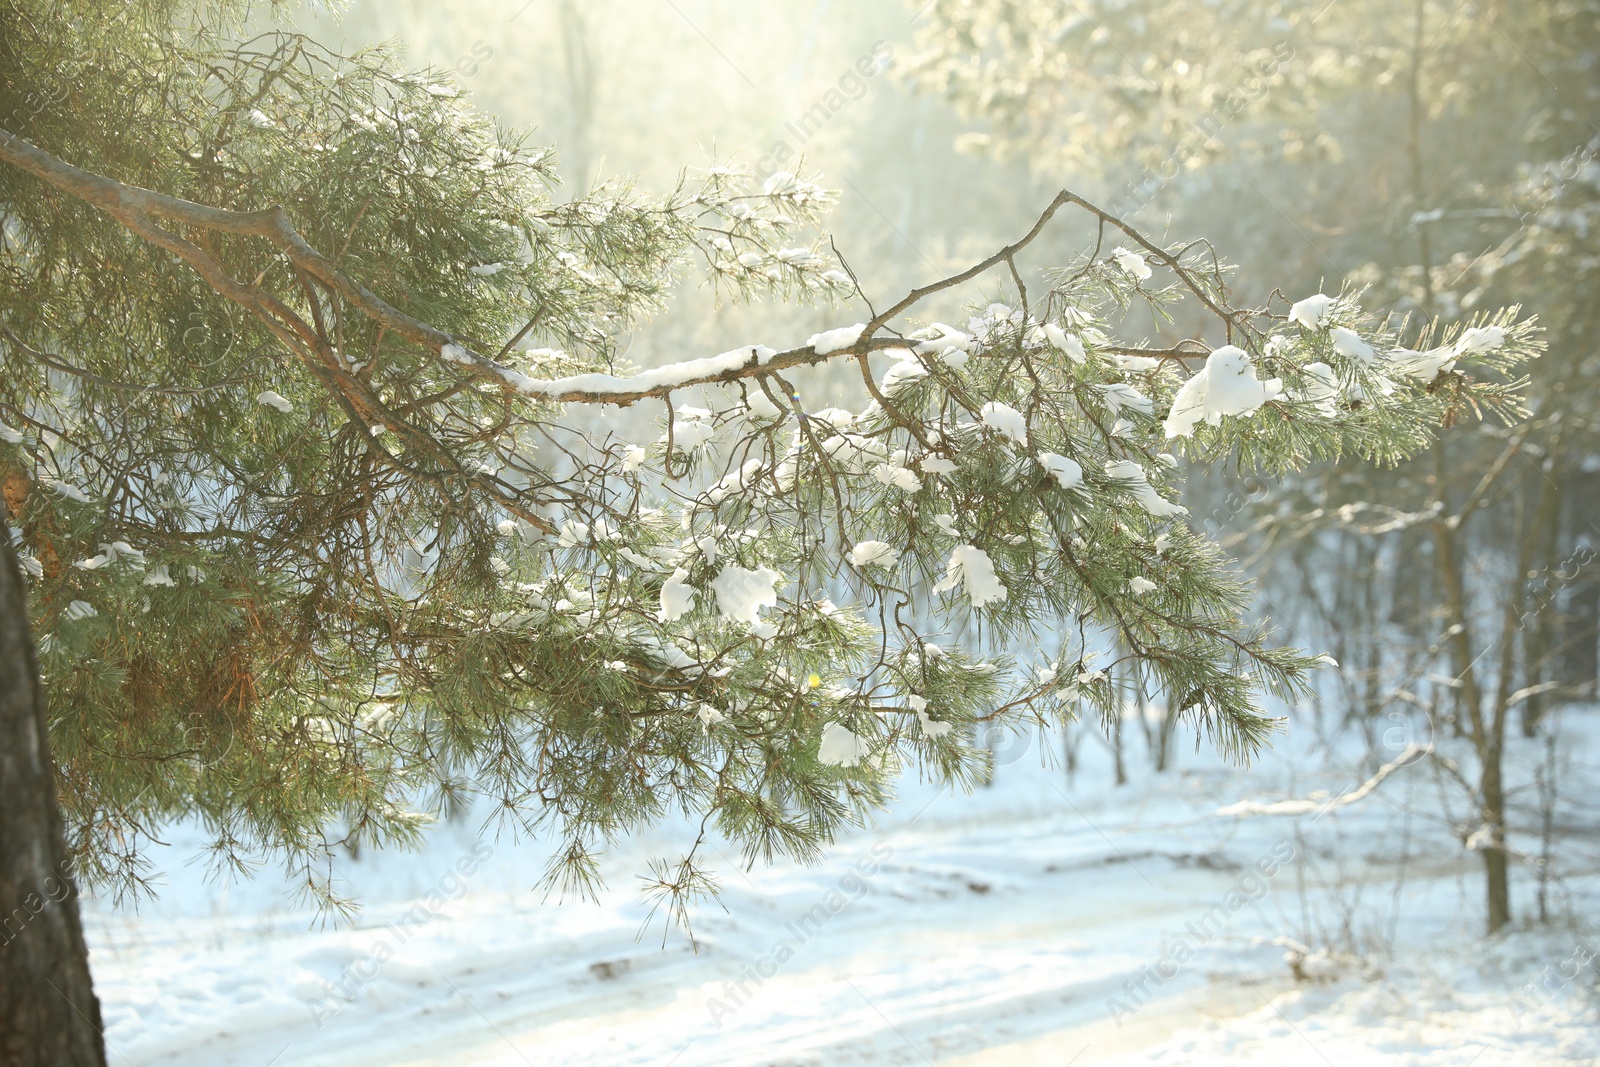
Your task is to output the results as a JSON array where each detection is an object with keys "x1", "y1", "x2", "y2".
[{"x1": 82, "y1": 708, "x2": 1600, "y2": 1065}]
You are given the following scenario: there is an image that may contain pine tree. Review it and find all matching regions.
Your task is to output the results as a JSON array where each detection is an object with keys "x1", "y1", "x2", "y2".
[{"x1": 0, "y1": 2, "x2": 1541, "y2": 1057}]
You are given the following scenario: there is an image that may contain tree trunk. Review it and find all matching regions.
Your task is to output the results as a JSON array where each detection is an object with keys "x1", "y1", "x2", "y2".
[
  {"x1": 1155, "y1": 704, "x2": 1176, "y2": 773},
  {"x1": 1520, "y1": 455, "x2": 1571, "y2": 737},
  {"x1": 1433, "y1": 492, "x2": 1511, "y2": 934},
  {"x1": 0, "y1": 504, "x2": 108, "y2": 1066},
  {"x1": 1111, "y1": 712, "x2": 1126, "y2": 787},
  {"x1": 1479, "y1": 745, "x2": 1513, "y2": 933}
]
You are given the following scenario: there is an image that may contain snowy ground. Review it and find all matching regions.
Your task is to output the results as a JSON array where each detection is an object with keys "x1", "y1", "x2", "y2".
[{"x1": 82, "y1": 708, "x2": 1600, "y2": 1066}]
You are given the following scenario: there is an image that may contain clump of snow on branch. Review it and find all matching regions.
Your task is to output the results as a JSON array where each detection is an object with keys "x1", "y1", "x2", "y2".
[
  {"x1": 1043, "y1": 323, "x2": 1086, "y2": 362},
  {"x1": 934, "y1": 545, "x2": 1008, "y2": 608},
  {"x1": 658, "y1": 568, "x2": 697, "y2": 622},
  {"x1": 849, "y1": 541, "x2": 901, "y2": 569},
  {"x1": 256, "y1": 390, "x2": 294, "y2": 413},
  {"x1": 1164, "y1": 346, "x2": 1284, "y2": 438},
  {"x1": 908, "y1": 695, "x2": 952, "y2": 738},
  {"x1": 980, "y1": 402, "x2": 1030, "y2": 447},
  {"x1": 1105, "y1": 460, "x2": 1187, "y2": 517},
  {"x1": 1288, "y1": 293, "x2": 1334, "y2": 330},
  {"x1": 1111, "y1": 246, "x2": 1153, "y2": 280},
  {"x1": 1038, "y1": 452, "x2": 1084, "y2": 490},
  {"x1": 807, "y1": 324, "x2": 866, "y2": 355},
  {"x1": 817, "y1": 722, "x2": 869, "y2": 767},
  {"x1": 710, "y1": 565, "x2": 783, "y2": 630}
]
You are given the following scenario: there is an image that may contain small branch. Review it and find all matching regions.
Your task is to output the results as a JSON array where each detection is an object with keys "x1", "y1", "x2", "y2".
[
  {"x1": 1005, "y1": 253, "x2": 1028, "y2": 317},
  {"x1": 859, "y1": 190, "x2": 1077, "y2": 336},
  {"x1": 1213, "y1": 743, "x2": 1431, "y2": 818},
  {"x1": 1442, "y1": 428, "x2": 1528, "y2": 530}
]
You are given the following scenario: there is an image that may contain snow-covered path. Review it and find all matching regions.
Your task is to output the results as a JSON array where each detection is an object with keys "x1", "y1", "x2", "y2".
[{"x1": 83, "y1": 722, "x2": 1600, "y2": 1065}]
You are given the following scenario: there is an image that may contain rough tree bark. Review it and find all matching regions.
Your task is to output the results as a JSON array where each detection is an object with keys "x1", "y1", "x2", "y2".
[{"x1": 0, "y1": 495, "x2": 107, "y2": 1067}]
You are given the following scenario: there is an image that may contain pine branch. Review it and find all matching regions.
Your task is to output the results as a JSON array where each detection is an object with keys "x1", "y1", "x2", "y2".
[{"x1": 0, "y1": 128, "x2": 1223, "y2": 406}]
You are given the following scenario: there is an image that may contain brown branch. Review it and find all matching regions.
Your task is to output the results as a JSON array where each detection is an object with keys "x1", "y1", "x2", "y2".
[{"x1": 1, "y1": 130, "x2": 1230, "y2": 424}]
